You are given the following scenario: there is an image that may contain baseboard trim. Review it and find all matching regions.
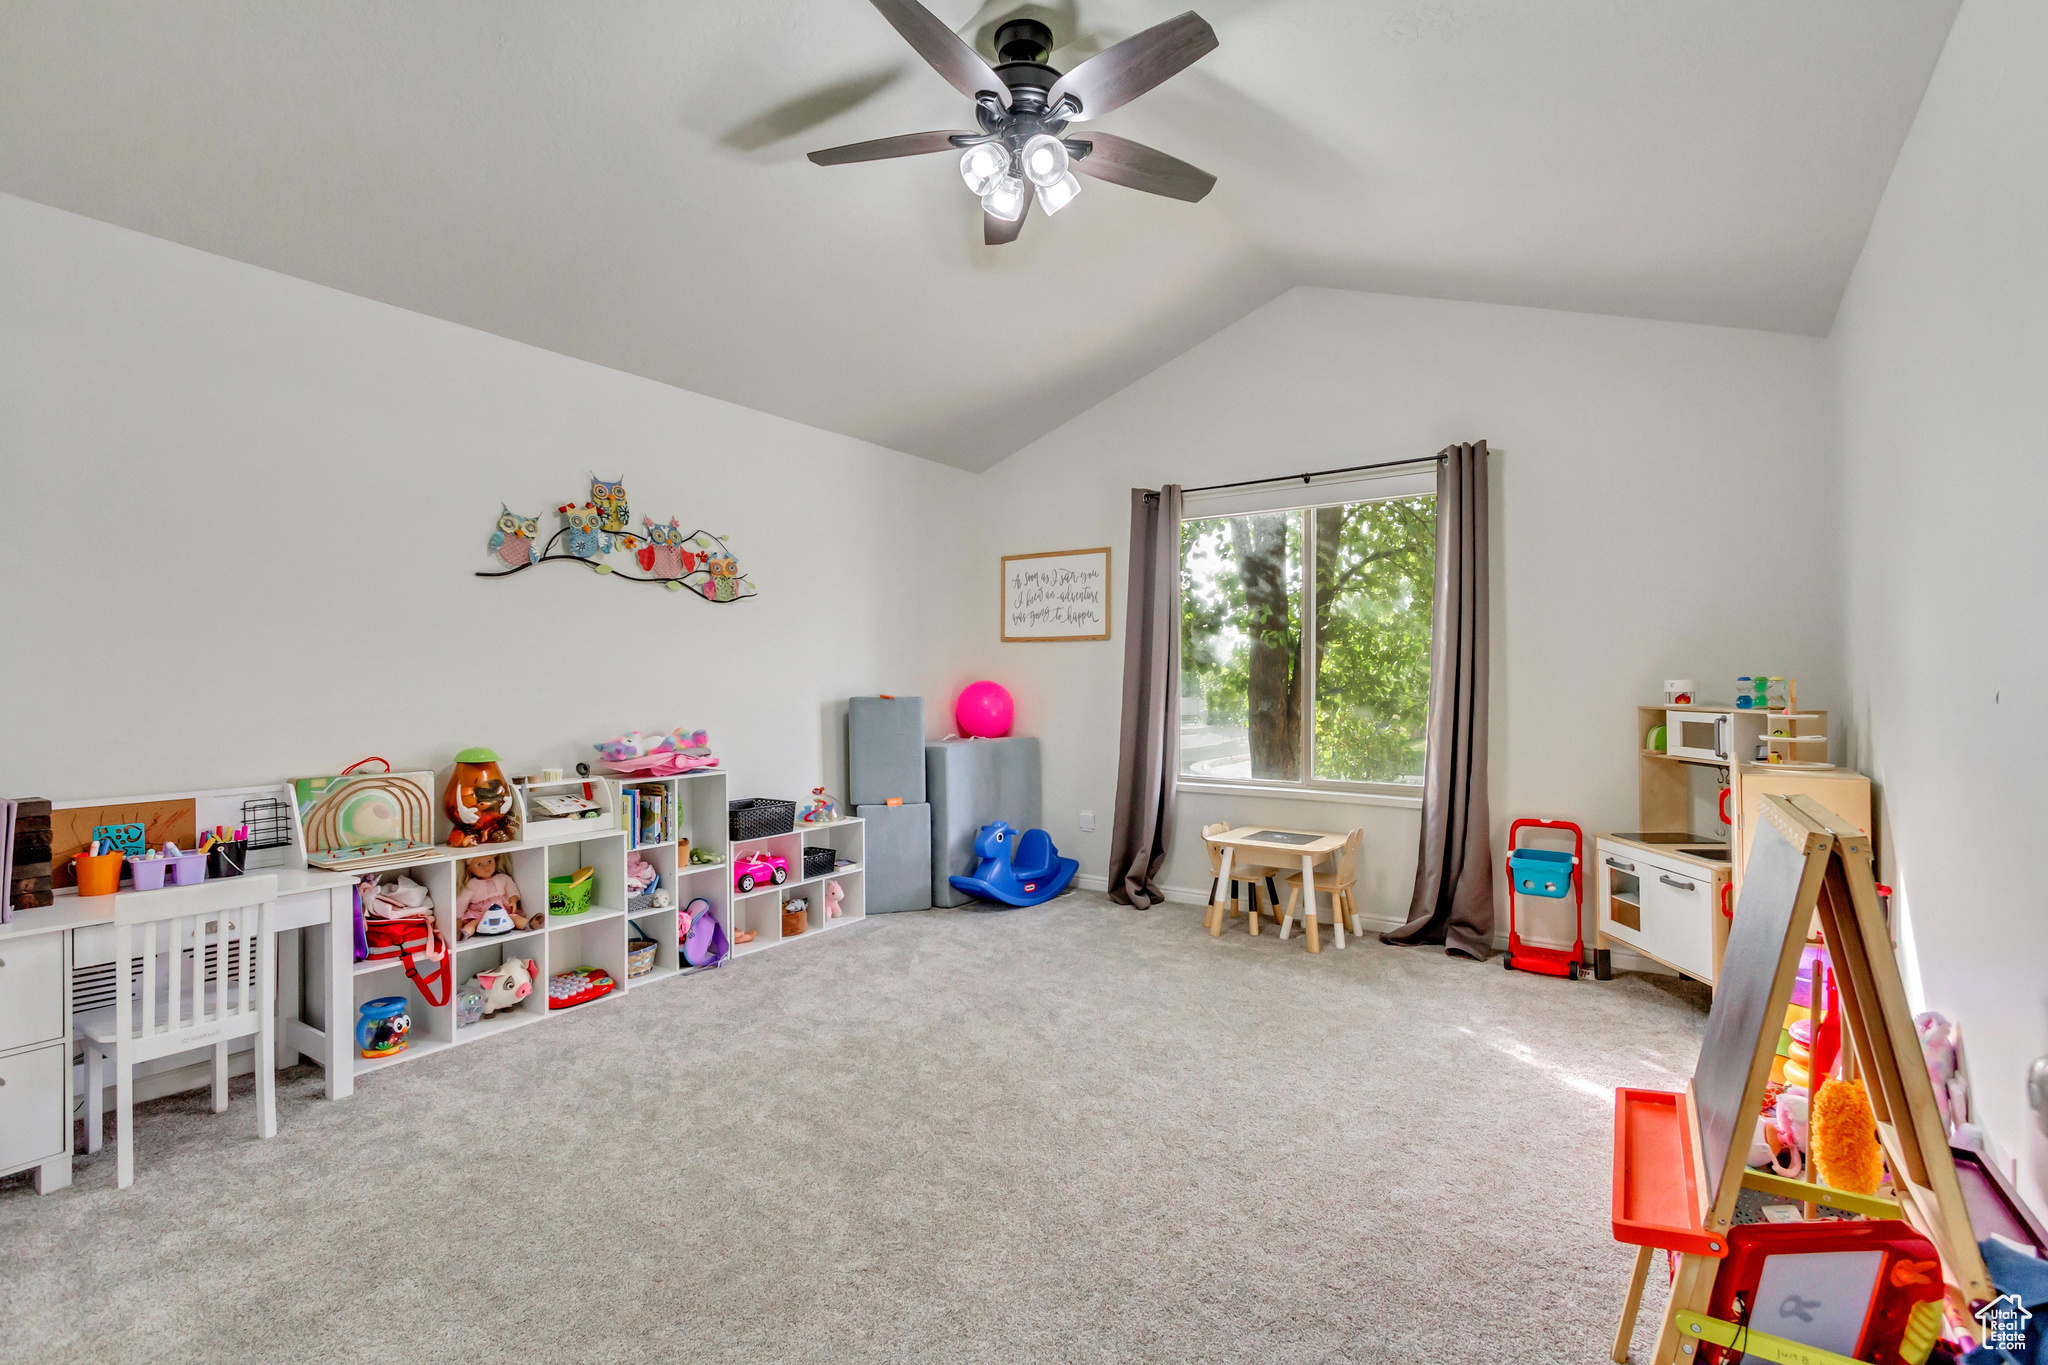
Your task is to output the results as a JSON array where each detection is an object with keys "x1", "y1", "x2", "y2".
[{"x1": 1075, "y1": 874, "x2": 1676, "y2": 974}]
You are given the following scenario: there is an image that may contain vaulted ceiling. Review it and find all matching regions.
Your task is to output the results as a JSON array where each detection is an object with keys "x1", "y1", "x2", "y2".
[{"x1": 0, "y1": 1, "x2": 1958, "y2": 469}]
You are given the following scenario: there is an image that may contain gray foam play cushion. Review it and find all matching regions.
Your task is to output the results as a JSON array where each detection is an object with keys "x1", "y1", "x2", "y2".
[
  {"x1": 856, "y1": 801, "x2": 932, "y2": 913},
  {"x1": 848, "y1": 696, "x2": 926, "y2": 808},
  {"x1": 927, "y1": 737, "x2": 1042, "y2": 907}
]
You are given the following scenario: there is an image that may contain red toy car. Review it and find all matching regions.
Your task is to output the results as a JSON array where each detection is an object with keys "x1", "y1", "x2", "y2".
[{"x1": 733, "y1": 852, "x2": 788, "y2": 894}]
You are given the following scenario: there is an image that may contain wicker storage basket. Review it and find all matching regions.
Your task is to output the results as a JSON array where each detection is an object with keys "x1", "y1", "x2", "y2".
[
  {"x1": 626, "y1": 934, "x2": 658, "y2": 979},
  {"x1": 802, "y1": 846, "x2": 836, "y2": 879},
  {"x1": 728, "y1": 798, "x2": 796, "y2": 841}
]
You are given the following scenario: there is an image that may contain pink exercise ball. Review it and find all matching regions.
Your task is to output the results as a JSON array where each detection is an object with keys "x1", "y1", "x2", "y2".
[{"x1": 955, "y1": 681, "x2": 1015, "y2": 738}]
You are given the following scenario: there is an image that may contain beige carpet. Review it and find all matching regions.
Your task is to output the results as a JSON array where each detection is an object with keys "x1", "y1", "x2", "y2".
[{"x1": 0, "y1": 891, "x2": 1711, "y2": 1363}]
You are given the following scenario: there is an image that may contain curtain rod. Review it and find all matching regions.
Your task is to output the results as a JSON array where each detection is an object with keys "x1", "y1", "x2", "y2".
[{"x1": 1179, "y1": 453, "x2": 1444, "y2": 496}]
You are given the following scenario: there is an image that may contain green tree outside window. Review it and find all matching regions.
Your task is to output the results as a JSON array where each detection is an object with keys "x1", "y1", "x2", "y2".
[{"x1": 1179, "y1": 496, "x2": 1435, "y2": 785}]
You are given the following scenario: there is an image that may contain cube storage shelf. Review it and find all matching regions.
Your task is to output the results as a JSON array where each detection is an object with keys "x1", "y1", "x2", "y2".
[{"x1": 346, "y1": 768, "x2": 865, "y2": 1076}]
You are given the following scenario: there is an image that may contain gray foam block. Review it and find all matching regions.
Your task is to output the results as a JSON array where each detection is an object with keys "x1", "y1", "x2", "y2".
[
  {"x1": 856, "y1": 802, "x2": 932, "y2": 913},
  {"x1": 927, "y1": 737, "x2": 1042, "y2": 907},
  {"x1": 849, "y1": 696, "x2": 926, "y2": 808}
]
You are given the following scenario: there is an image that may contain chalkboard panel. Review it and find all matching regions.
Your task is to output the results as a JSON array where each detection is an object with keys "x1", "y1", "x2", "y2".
[{"x1": 1691, "y1": 810, "x2": 1813, "y2": 1206}]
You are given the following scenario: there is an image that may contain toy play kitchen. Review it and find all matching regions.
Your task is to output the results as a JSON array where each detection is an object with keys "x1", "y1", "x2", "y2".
[{"x1": 1601, "y1": 693, "x2": 1867, "y2": 988}]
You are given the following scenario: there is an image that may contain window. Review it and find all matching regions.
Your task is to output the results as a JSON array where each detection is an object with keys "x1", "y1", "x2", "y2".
[{"x1": 1179, "y1": 486, "x2": 1436, "y2": 795}]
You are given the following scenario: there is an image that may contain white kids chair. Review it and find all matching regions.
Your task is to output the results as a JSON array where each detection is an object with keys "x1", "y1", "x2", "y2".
[
  {"x1": 77, "y1": 875, "x2": 279, "y2": 1188},
  {"x1": 1278, "y1": 828, "x2": 1364, "y2": 951}
]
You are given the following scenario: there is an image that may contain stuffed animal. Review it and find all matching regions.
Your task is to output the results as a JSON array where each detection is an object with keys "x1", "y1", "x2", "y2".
[
  {"x1": 596, "y1": 731, "x2": 658, "y2": 764},
  {"x1": 1916, "y1": 1011, "x2": 1968, "y2": 1132},
  {"x1": 824, "y1": 879, "x2": 844, "y2": 918},
  {"x1": 1811, "y1": 1078, "x2": 1885, "y2": 1194},
  {"x1": 464, "y1": 957, "x2": 537, "y2": 1016}
]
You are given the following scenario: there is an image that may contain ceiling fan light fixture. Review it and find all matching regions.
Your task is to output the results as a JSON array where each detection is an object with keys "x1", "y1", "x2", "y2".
[
  {"x1": 959, "y1": 142, "x2": 1012, "y2": 197},
  {"x1": 1034, "y1": 170, "x2": 1082, "y2": 215},
  {"x1": 1019, "y1": 133, "x2": 1070, "y2": 189},
  {"x1": 982, "y1": 174, "x2": 1029, "y2": 222}
]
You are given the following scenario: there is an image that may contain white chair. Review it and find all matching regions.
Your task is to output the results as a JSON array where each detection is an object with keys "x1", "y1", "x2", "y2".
[{"x1": 78, "y1": 876, "x2": 278, "y2": 1188}]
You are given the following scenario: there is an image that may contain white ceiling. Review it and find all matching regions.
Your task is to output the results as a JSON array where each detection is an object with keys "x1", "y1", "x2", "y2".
[{"x1": 0, "y1": 1, "x2": 1957, "y2": 471}]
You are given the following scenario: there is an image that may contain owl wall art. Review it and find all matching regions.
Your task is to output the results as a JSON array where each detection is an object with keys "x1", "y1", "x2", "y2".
[
  {"x1": 476, "y1": 478, "x2": 753, "y2": 602},
  {"x1": 557, "y1": 502, "x2": 614, "y2": 568},
  {"x1": 590, "y1": 476, "x2": 631, "y2": 535},
  {"x1": 487, "y1": 505, "x2": 541, "y2": 568}
]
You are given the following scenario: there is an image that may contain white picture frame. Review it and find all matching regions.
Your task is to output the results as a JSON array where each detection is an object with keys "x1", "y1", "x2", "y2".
[{"x1": 1001, "y1": 547, "x2": 1112, "y2": 642}]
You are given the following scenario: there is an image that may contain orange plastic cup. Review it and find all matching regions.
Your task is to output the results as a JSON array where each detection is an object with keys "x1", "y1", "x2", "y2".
[{"x1": 73, "y1": 851, "x2": 124, "y2": 896}]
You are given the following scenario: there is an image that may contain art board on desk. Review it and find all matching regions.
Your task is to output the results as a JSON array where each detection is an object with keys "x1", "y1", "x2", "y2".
[{"x1": 50, "y1": 800, "x2": 196, "y2": 888}]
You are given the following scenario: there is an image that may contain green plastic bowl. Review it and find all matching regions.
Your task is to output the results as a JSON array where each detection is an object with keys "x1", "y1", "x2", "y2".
[{"x1": 549, "y1": 873, "x2": 595, "y2": 915}]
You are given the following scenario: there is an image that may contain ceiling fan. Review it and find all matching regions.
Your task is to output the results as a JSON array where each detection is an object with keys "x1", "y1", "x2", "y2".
[{"x1": 808, "y1": 2, "x2": 1219, "y2": 245}]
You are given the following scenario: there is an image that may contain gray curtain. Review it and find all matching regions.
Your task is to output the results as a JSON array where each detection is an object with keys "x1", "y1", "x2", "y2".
[
  {"x1": 1107, "y1": 485, "x2": 1183, "y2": 908},
  {"x1": 1383, "y1": 443, "x2": 1494, "y2": 958}
]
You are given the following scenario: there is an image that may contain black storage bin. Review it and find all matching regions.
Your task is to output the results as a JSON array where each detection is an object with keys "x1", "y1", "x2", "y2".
[
  {"x1": 802, "y1": 846, "x2": 836, "y2": 879},
  {"x1": 728, "y1": 798, "x2": 796, "y2": 842}
]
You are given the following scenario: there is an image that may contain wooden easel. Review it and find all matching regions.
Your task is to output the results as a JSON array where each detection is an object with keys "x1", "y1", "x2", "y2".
[{"x1": 1609, "y1": 795, "x2": 1991, "y2": 1364}]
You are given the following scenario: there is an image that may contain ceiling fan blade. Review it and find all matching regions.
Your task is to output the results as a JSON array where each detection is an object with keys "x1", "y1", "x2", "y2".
[
  {"x1": 866, "y1": 0, "x2": 1010, "y2": 108},
  {"x1": 984, "y1": 191, "x2": 1031, "y2": 245},
  {"x1": 1068, "y1": 131, "x2": 1216, "y2": 202},
  {"x1": 808, "y1": 130, "x2": 976, "y2": 165},
  {"x1": 1044, "y1": 12, "x2": 1217, "y2": 122}
]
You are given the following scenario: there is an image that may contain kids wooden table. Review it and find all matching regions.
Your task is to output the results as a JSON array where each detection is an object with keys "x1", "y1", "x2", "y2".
[{"x1": 1203, "y1": 825, "x2": 1349, "y2": 951}]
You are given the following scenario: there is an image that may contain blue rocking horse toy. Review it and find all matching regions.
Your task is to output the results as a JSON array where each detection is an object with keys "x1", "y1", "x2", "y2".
[{"x1": 948, "y1": 821, "x2": 1079, "y2": 907}]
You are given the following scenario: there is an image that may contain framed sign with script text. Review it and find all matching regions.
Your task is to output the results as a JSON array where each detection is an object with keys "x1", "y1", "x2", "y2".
[{"x1": 1001, "y1": 547, "x2": 1112, "y2": 642}]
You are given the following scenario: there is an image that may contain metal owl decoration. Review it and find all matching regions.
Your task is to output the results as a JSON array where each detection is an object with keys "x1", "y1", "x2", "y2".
[
  {"x1": 476, "y1": 478, "x2": 755, "y2": 602},
  {"x1": 590, "y1": 476, "x2": 631, "y2": 535},
  {"x1": 488, "y1": 505, "x2": 541, "y2": 567},
  {"x1": 556, "y1": 502, "x2": 614, "y2": 563}
]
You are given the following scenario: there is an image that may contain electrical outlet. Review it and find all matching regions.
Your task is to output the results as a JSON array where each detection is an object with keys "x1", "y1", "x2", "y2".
[{"x1": 1078, "y1": 809, "x2": 1095, "y2": 833}]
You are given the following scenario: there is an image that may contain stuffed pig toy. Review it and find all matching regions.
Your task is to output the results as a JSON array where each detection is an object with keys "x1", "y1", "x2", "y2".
[{"x1": 464, "y1": 958, "x2": 536, "y2": 1016}]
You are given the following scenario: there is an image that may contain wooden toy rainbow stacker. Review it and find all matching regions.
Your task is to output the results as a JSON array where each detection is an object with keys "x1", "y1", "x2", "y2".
[{"x1": 1609, "y1": 795, "x2": 1991, "y2": 1364}]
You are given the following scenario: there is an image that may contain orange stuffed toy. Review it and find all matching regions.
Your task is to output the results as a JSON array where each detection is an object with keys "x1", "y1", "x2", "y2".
[{"x1": 1811, "y1": 1077, "x2": 1886, "y2": 1194}]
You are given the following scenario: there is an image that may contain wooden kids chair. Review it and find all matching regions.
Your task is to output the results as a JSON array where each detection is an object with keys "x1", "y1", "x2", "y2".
[
  {"x1": 1278, "y1": 828, "x2": 1363, "y2": 951},
  {"x1": 1202, "y1": 824, "x2": 1281, "y2": 933},
  {"x1": 77, "y1": 876, "x2": 278, "y2": 1188}
]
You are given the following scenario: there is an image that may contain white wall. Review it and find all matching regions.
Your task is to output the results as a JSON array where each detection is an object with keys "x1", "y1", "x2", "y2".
[
  {"x1": 964, "y1": 287, "x2": 1840, "y2": 947},
  {"x1": 1828, "y1": 0, "x2": 2048, "y2": 1202},
  {"x1": 0, "y1": 193, "x2": 974, "y2": 803}
]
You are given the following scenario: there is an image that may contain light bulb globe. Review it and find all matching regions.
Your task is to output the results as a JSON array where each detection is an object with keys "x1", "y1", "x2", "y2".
[
  {"x1": 1020, "y1": 133, "x2": 1069, "y2": 189},
  {"x1": 981, "y1": 174, "x2": 1028, "y2": 222},
  {"x1": 959, "y1": 143, "x2": 1012, "y2": 197},
  {"x1": 1034, "y1": 169, "x2": 1082, "y2": 215}
]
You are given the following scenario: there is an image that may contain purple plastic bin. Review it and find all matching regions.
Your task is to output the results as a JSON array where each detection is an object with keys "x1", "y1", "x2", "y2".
[
  {"x1": 168, "y1": 851, "x2": 208, "y2": 886},
  {"x1": 130, "y1": 857, "x2": 169, "y2": 891}
]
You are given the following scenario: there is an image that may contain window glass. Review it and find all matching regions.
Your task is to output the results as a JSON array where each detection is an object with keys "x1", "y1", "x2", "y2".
[
  {"x1": 1178, "y1": 492, "x2": 1435, "y2": 790},
  {"x1": 1309, "y1": 497, "x2": 1434, "y2": 784},
  {"x1": 1179, "y1": 511, "x2": 1303, "y2": 781}
]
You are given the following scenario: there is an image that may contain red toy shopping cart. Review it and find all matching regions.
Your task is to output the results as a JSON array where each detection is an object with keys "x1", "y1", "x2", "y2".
[{"x1": 1502, "y1": 818, "x2": 1584, "y2": 979}]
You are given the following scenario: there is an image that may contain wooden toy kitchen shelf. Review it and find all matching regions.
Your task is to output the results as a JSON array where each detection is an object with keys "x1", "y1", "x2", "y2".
[{"x1": 1594, "y1": 705, "x2": 1868, "y2": 989}]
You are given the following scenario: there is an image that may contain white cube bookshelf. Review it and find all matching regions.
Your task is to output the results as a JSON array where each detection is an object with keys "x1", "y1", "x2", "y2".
[{"x1": 337, "y1": 764, "x2": 867, "y2": 1079}]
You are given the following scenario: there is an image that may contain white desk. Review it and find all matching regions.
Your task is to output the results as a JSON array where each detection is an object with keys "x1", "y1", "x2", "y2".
[{"x1": 0, "y1": 867, "x2": 358, "y2": 1194}]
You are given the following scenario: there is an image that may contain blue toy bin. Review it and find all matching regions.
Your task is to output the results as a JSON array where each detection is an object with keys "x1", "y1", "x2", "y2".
[{"x1": 1508, "y1": 848, "x2": 1574, "y2": 898}]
